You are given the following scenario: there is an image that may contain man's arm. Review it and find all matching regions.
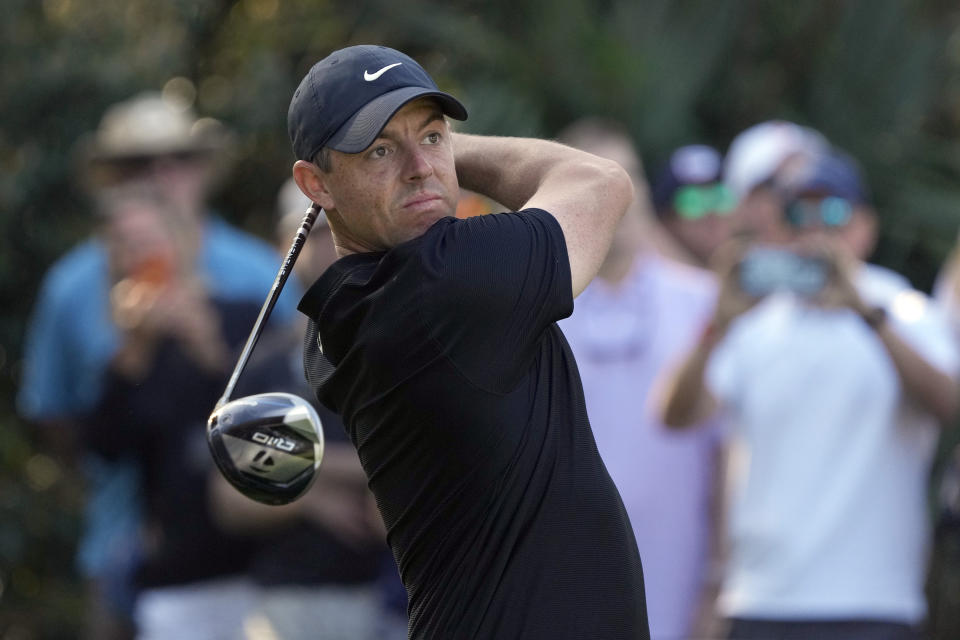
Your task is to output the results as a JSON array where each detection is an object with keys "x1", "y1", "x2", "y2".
[
  {"x1": 208, "y1": 443, "x2": 386, "y2": 550},
  {"x1": 661, "y1": 331, "x2": 722, "y2": 429},
  {"x1": 862, "y1": 312, "x2": 959, "y2": 424},
  {"x1": 452, "y1": 132, "x2": 633, "y2": 298},
  {"x1": 661, "y1": 240, "x2": 756, "y2": 428},
  {"x1": 820, "y1": 248, "x2": 960, "y2": 425}
]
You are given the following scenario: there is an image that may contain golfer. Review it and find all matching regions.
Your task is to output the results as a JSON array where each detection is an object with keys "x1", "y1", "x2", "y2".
[{"x1": 289, "y1": 44, "x2": 649, "y2": 639}]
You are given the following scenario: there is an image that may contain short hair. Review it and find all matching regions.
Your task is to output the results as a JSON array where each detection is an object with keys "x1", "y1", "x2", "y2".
[
  {"x1": 555, "y1": 117, "x2": 635, "y2": 153},
  {"x1": 555, "y1": 117, "x2": 645, "y2": 184},
  {"x1": 313, "y1": 147, "x2": 333, "y2": 173}
]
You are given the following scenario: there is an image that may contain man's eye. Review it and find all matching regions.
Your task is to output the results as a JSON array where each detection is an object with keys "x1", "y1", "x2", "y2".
[
  {"x1": 424, "y1": 132, "x2": 440, "y2": 144},
  {"x1": 367, "y1": 143, "x2": 393, "y2": 159}
]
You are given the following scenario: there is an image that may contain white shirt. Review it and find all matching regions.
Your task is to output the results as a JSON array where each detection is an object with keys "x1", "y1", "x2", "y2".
[{"x1": 707, "y1": 263, "x2": 958, "y2": 622}]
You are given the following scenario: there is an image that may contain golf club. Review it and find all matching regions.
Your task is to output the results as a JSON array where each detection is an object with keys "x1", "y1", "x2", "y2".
[{"x1": 207, "y1": 202, "x2": 325, "y2": 505}]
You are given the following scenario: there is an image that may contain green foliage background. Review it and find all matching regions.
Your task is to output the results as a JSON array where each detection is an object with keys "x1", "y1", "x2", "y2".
[{"x1": 4, "y1": 0, "x2": 960, "y2": 636}]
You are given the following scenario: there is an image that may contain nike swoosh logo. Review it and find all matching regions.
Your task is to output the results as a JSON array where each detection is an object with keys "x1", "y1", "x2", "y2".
[{"x1": 364, "y1": 63, "x2": 402, "y2": 81}]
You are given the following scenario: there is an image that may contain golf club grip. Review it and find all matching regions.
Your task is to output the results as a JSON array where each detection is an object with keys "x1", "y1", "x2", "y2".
[{"x1": 215, "y1": 203, "x2": 322, "y2": 409}]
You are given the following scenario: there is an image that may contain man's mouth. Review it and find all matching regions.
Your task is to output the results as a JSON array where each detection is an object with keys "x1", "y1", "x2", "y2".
[{"x1": 403, "y1": 193, "x2": 442, "y2": 209}]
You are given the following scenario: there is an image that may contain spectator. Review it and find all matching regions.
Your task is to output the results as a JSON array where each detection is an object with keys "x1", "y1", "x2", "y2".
[
  {"x1": 723, "y1": 120, "x2": 828, "y2": 243},
  {"x1": 926, "y1": 223, "x2": 960, "y2": 639},
  {"x1": 208, "y1": 179, "x2": 400, "y2": 640},
  {"x1": 660, "y1": 150, "x2": 959, "y2": 639},
  {"x1": 925, "y1": 438, "x2": 960, "y2": 640},
  {"x1": 933, "y1": 233, "x2": 960, "y2": 341},
  {"x1": 556, "y1": 119, "x2": 723, "y2": 639},
  {"x1": 651, "y1": 144, "x2": 736, "y2": 266},
  {"x1": 16, "y1": 91, "x2": 300, "y2": 639},
  {"x1": 81, "y1": 185, "x2": 268, "y2": 639}
]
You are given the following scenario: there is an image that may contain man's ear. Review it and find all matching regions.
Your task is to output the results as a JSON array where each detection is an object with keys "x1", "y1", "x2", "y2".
[{"x1": 292, "y1": 160, "x2": 335, "y2": 211}]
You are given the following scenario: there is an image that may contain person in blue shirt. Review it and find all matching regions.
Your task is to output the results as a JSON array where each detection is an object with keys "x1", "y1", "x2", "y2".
[{"x1": 17, "y1": 92, "x2": 300, "y2": 639}]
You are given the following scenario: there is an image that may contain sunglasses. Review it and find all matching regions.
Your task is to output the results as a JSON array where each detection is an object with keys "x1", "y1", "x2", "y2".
[
  {"x1": 121, "y1": 150, "x2": 206, "y2": 166},
  {"x1": 92, "y1": 150, "x2": 208, "y2": 184},
  {"x1": 672, "y1": 184, "x2": 737, "y2": 220},
  {"x1": 784, "y1": 196, "x2": 852, "y2": 228}
]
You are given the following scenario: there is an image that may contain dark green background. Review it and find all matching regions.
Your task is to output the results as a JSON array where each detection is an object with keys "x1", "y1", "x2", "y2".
[{"x1": 5, "y1": 1, "x2": 960, "y2": 636}]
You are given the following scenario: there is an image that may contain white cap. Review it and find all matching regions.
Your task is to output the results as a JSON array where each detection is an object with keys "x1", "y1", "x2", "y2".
[
  {"x1": 277, "y1": 177, "x2": 326, "y2": 229},
  {"x1": 723, "y1": 120, "x2": 828, "y2": 198}
]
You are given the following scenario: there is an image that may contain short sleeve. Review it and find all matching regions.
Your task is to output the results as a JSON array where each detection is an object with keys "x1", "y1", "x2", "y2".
[
  {"x1": 889, "y1": 292, "x2": 960, "y2": 379},
  {"x1": 18, "y1": 246, "x2": 118, "y2": 420},
  {"x1": 418, "y1": 209, "x2": 573, "y2": 391},
  {"x1": 18, "y1": 273, "x2": 73, "y2": 419}
]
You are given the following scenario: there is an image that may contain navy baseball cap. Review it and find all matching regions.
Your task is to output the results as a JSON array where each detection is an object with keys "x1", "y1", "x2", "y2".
[
  {"x1": 651, "y1": 145, "x2": 725, "y2": 213},
  {"x1": 776, "y1": 151, "x2": 870, "y2": 204},
  {"x1": 288, "y1": 45, "x2": 468, "y2": 161}
]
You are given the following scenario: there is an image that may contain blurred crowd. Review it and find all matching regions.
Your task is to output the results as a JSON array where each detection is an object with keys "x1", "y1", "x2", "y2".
[
  {"x1": 17, "y1": 94, "x2": 406, "y2": 640},
  {"x1": 15, "y1": 91, "x2": 960, "y2": 639},
  {"x1": 556, "y1": 119, "x2": 960, "y2": 640}
]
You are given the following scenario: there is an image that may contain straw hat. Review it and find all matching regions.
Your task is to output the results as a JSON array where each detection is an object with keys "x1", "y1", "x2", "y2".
[
  {"x1": 76, "y1": 91, "x2": 234, "y2": 189},
  {"x1": 79, "y1": 91, "x2": 231, "y2": 163}
]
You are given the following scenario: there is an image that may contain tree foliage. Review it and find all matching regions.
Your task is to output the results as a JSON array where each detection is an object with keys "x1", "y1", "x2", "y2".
[{"x1": 4, "y1": 0, "x2": 960, "y2": 635}]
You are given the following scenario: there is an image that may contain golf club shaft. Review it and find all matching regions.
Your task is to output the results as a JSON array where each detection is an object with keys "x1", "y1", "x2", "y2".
[{"x1": 215, "y1": 202, "x2": 322, "y2": 410}]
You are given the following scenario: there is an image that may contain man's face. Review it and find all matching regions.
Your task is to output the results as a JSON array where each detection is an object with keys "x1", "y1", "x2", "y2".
[
  {"x1": 319, "y1": 98, "x2": 459, "y2": 252},
  {"x1": 95, "y1": 152, "x2": 213, "y2": 218},
  {"x1": 731, "y1": 185, "x2": 793, "y2": 245},
  {"x1": 575, "y1": 136, "x2": 647, "y2": 260},
  {"x1": 664, "y1": 182, "x2": 735, "y2": 264},
  {"x1": 665, "y1": 213, "x2": 730, "y2": 265},
  {"x1": 105, "y1": 198, "x2": 181, "y2": 281},
  {"x1": 782, "y1": 193, "x2": 875, "y2": 259}
]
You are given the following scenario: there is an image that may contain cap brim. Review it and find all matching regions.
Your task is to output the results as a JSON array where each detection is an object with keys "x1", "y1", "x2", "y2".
[
  {"x1": 327, "y1": 86, "x2": 468, "y2": 154},
  {"x1": 80, "y1": 132, "x2": 231, "y2": 164},
  {"x1": 790, "y1": 178, "x2": 865, "y2": 204},
  {"x1": 85, "y1": 141, "x2": 224, "y2": 163}
]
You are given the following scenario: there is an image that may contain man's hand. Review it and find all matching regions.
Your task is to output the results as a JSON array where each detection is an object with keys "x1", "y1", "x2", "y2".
[
  {"x1": 802, "y1": 237, "x2": 960, "y2": 424},
  {"x1": 806, "y1": 238, "x2": 868, "y2": 314},
  {"x1": 710, "y1": 239, "x2": 761, "y2": 336},
  {"x1": 110, "y1": 276, "x2": 229, "y2": 378}
]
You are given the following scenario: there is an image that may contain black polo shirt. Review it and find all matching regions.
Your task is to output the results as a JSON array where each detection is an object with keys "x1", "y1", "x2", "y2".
[{"x1": 299, "y1": 209, "x2": 648, "y2": 639}]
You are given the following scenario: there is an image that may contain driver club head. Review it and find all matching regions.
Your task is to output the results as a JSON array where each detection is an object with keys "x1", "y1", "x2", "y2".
[{"x1": 207, "y1": 392, "x2": 324, "y2": 505}]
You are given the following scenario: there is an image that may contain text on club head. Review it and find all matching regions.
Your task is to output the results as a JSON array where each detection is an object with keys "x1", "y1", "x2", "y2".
[{"x1": 252, "y1": 432, "x2": 296, "y2": 452}]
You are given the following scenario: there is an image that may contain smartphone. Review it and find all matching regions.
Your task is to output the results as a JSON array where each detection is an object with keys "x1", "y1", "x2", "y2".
[
  {"x1": 738, "y1": 246, "x2": 829, "y2": 298},
  {"x1": 129, "y1": 253, "x2": 175, "y2": 287}
]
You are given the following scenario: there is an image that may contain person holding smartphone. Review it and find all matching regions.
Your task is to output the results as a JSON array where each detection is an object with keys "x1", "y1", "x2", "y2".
[
  {"x1": 659, "y1": 150, "x2": 959, "y2": 640},
  {"x1": 17, "y1": 92, "x2": 303, "y2": 639}
]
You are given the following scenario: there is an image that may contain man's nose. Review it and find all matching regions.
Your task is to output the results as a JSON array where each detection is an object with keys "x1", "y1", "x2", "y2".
[{"x1": 403, "y1": 147, "x2": 434, "y2": 181}]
